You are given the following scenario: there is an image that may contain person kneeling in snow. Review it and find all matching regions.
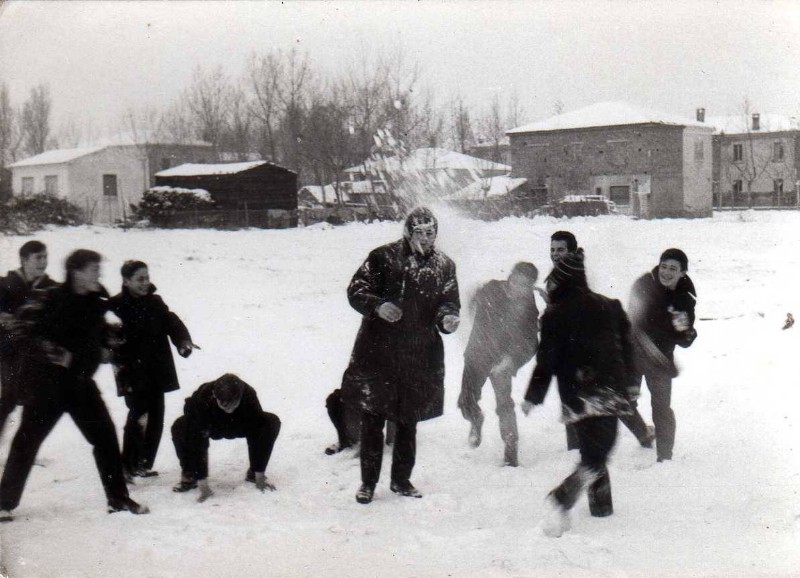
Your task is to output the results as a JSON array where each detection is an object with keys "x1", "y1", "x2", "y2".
[
  {"x1": 522, "y1": 250, "x2": 635, "y2": 537},
  {"x1": 171, "y1": 374, "x2": 281, "y2": 502}
]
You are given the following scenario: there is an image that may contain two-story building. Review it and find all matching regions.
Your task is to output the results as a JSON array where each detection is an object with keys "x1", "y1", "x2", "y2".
[{"x1": 507, "y1": 101, "x2": 714, "y2": 218}]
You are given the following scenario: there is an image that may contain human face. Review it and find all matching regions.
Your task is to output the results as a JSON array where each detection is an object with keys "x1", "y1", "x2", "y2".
[
  {"x1": 123, "y1": 267, "x2": 151, "y2": 298},
  {"x1": 215, "y1": 395, "x2": 241, "y2": 414},
  {"x1": 72, "y1": 262, "x2": 101, "y2": 294},
  {"x1": 658, "y1": 259, "x2": 685, "y2": 290},
  {"x1": 409, "y1": 224, "x2": 437, "y2": 255},
  {"x1": 21, "y1": 251, "x2": 48, "y2": 281},
  {"x1": 550, "y1": 240, "x2": 570, "y2": 264}
]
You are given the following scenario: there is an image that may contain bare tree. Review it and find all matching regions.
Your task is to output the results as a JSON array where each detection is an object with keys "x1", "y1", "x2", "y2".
[
  {"x1": 21, "y1": 84, "x2": 52, "y2": 156},
  {"x1": 476, "y1": 93, "x2": 506, "y2": 164},
  {"x1": 725, "y1": 98, "x2": 774, "y2": 208},
  {"x1": 184, "y1": 65, "x2": 232, "y2": 156},
  {"x1": 277, "y1": 47, "x2": 313, "y2": 174},
  {"x1": 505, "y1": 88, "x2": 526, "y2": 129},
  {"x1": 248, "y1": 51, "x2": 283, "y2": 162},
  {"x1": 0, "y1": 81, "x2": 16, "y2": 198},
  {"x1": 450, "y1": 94, "x2": 474, "y2": 153},
  {"x1": 160, "y1": 100, "x2": 194, "y2": 146},
  {"x1": 225, "y1": 86, "x2": 253, "y2": 161}
]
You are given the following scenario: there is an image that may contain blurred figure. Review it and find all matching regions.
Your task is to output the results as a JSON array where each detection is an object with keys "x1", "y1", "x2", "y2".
[
  {"x1": 457, "y1": 262, "x2": 539, "y2": 466},
  {"x1": 341, "y1": 207, "x2": 460, "y2": 504},
  {"x1": 523, "y1": 250, "x2": 635, "y2": 537}
]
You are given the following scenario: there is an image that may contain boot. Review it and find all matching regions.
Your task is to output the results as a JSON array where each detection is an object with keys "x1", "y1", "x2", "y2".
[
  {"x1": 639, "y1": 425, "x2": 656, "y2": 449},
  {"x1": 0, "y1": 509, "x2": 13, "y2": 523},
  {"x1": 587, "y1": 468, "x2": 613, "y2": 517},
  {"x1": 107, "y1": 496, "x2": 150, "y2": 515},
  {"x1": 355, "y1": 483, "x2": 375, "y2": 504},
  {"x1": 541, "y1": 493, "x2": 570, "y2": 538},
  {"x1": 390, "y1": 480, "x2": 422, "y2": 498}
]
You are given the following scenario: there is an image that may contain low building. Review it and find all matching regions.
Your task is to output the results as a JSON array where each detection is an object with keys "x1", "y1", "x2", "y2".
[
  {"x1": 704, "y1": 110, "x2": 800, "y2": 207},
  {"x1": 507, "y1": 102, "x2": 714, "y2": 218},
  {"x1": 155, "y1": 161, "x2": 298, "y2": 211},
  {"x1": 8, "y1": 136, "x2": 212, "y2": 223},
  {"x1": 441, "y1": 175, "x2": 528, "y2": 218}
]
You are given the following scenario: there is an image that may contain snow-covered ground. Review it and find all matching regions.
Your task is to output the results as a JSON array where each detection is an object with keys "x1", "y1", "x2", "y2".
[{"x1": 0, "y1": 209, "x2": 798, "y2": 577}]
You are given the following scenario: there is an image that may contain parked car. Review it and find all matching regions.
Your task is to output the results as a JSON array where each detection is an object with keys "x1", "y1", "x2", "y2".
[{"x1": 530, "y1": 194, "x2": 617, "y2": 217}]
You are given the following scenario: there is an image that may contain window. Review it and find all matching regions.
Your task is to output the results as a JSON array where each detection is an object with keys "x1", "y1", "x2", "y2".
[
  {"x1": 774, "y1": 179, "x2": 784, "y2": 194},
  {"x1": 773, "y1": 141, "x2": 785, "y2": 162},
  {"x1": 732, "y1": 143, "x2": 743, "y2": 162},
  {"x1": 609, "y1": 185, "x2": 630, "y2": 206},
  {"x1": 694, "y1": 140, "x2": 704, "y2": 161},
  {"x1": 44, "y1": 175, "x2": 58, "y2": 195},
  {"x1": 103, "y1": 174, "x2": 118, "y2": 197},
  {"x1": 21, "y1": 177, "x2": 34, "y2": 194},
  {"x1": 732, "y1": 180, "x2": 743, "y2": 195}
]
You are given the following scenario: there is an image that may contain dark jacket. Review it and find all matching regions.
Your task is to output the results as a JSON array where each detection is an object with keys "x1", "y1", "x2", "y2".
[
  {"x1": 182, "y1": 378, "x2": 266, "y2": 439},
  {"x1": 17, "y1": 284, "x2": 112, "y2": 408},
  {"x1": 628, "y1": 268, "x2": 697, "y2": 377},
  {"x1": 341, "y1": 239, "x2": 460, "y2": 423},
  {"x1": 525, "y1": 285, "x2": 634, "y2": 424},
  {"x1": 109, "y1": 285, "x2": 191, "y2": 397},
  {"x1": 464, "y1": 279, "x2": 539, "y2": 371}
]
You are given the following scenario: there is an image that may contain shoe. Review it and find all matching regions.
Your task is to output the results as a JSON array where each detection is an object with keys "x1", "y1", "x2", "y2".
[
  {"x1": 468, "y1": 418, "x2": 483, "y2": 448},
  {"x1": 123, "y1": 469, "x2": 135, "y2": 484},
  {"x1": 132, "y1": 468, "x2": 159, "y2": 478},
  {"x1": 172, "y1": 479, "x2": 198, "y2": 492},
  {"x1": 107, "y1": 496, "x2": 150, "y2": 515},
  {"x1": 657, "y1": 456, "x2": 672, "y2": 463},
  {"x1": 541, "y1": 493, "x2": 570, "y2": 538},
  {"x1": 390, "y1": 480, "x2": 422, "y2": 498},
  {"x1": 0, "y1": 509, "x2": 13, "y2": 523},
  {"x1": 355, "y1": 483, "x2": 375, "y2": 504},
  {"x1": 245, "y1": 469, "x2": 255, "y2": 483},
  {"x1": 639, "y1": 426, "x2": 656, "y2": 449}
]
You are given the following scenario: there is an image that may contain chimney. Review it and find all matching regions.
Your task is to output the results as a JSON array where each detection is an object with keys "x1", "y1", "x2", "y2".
[
  {"x1": 752, "y1": 113, "x2": 760, "y2": 131},
  {"x1": 696, "y1": 108, "x2": 705, "y2": 122}
]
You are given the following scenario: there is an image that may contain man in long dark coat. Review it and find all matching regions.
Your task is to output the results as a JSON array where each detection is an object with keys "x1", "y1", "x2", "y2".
[
  {"x1": 523, "y1": 250, "x2": 634, "y2": 537},
  {"x1": 341, "y1": 206, "x2": 460, "y2": 504}
]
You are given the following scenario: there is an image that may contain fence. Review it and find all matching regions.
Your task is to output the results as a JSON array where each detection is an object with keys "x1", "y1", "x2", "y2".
[{"x1": 152, "y1": 208, "x2": 296, "y2": 229}]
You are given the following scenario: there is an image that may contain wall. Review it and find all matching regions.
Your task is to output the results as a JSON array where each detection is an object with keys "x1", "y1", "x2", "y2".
[
  {"x1": 510, "y1": 124, "x2": 697, "y2": 217},
  {"x1": 11, "y1": 163, "x2": 72, "y2": 197},
  {"x1": 681, "y1": 126, "x2": 714, "y2": 217},
  {"x1": 716, "y1": 130, "x2": 799, "y2": 199}
]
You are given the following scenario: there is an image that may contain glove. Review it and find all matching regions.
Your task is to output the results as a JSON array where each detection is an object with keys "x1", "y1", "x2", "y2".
[
  {"x1": 254, "y1": 472, "x2": 276, "y2": 492},
  {"x1": 441, "y1": 314, "x2": 460, "y2": 333},
  {"x1": 377, "y1": 302, "x2": 403, "y2": 323}
]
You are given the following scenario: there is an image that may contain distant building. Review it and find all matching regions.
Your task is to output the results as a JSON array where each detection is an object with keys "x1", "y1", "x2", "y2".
[
  {"x1": 507, "y1": 101, "x2": 714, "y2": 218},
  {"x1": 441, "y1": 175, "x2": 528, "y2": 218},
  {"x1": 703, "y1": 110, "x2": 800, "y2": 207},
  {"x1": 8, "y1": 134, "x2": 212, "y2": 223},
  {"x1": 466, "y1": 137, "x2": 511, "y2": 166},
  {"x1": 155, "y1": 161, "x2": 298, "y2": 211}
]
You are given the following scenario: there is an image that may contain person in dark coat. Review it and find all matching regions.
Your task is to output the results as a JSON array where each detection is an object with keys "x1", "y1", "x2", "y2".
[
  {"x1": 621, "y1": 248, "x2": 697, "y2": 463},
  {"x1": 109, "y1": 260, "x2": 193, "y2": 479},
  {"x1": 323, "y1": 385, "x2": 395, "y2": 455},
  {"x1": 457, "y1": 262, "x2": 539, "y2": 467},
  {"x1": 341, "y1": 206, "x2": 460, "y2": 504},
  {"x1": 171, "y1": 373, "x2": 281, "y2": 502},
  {"x1": 0, "y1": 249, "x2": 149, "y2": 522},
  {"x1": 522, "y1": 250, "x2": 634, "y2": 537},
  {"x1": 0, "y1": 240, "x2": 58, "y2": 440}
]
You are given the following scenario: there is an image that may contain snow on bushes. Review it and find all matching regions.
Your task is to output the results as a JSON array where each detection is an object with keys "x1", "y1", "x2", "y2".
[{"x1": 133, "y1": 186, "x2": 215, "y2": 226}]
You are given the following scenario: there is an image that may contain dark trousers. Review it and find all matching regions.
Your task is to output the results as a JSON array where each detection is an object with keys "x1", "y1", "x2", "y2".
[
  {"x1": 0, "y1": 385, "x2": 129, "y2": 511},
  {"x1": 122, "y1": 390, "x2": 165, "y2": 472},
  {"x1": 360, "y1": 412, "x2": 416, "y2": 486},
  {"x1": 326, "y1": 389, "x2": 395, "y2": 447},
  {"x1": 0, "y1": 355, "x2": 19, "y2": 439},
  {"x1": 171, "y1": 412, "x2": 281, "y2": 480},
  {"x1": 638, "y1": 371, "x2": 675, "y2": 460},
  {"x1": 551, "y1": 416, "x2": 618, "y2": 517},
  {"x1": 458, "y1": 360, "x2": 518, "y2": 454}
]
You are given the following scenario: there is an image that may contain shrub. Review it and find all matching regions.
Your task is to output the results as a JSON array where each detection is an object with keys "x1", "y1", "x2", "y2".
[
  {"x1": 132, "y1": 187, "x2": 215, "y2": 226},
  {"x1": 0, "y1": 194, "x2": 85, "y2": 233}
]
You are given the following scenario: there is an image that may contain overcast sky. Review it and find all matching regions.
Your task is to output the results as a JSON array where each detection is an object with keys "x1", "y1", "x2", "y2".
[{"x1": 1, "y1": 0, "x2": 799, "y2": 139}]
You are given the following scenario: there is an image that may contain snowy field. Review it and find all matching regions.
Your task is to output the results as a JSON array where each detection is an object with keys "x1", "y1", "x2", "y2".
[{"x1": 0, "y1": 208, "x2": 799, "y2": 577}]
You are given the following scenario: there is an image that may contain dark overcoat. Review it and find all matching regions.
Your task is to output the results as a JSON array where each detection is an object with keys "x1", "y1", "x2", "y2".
[
  {"x1": 341, "y1": 239, "x2": 460, "y2": 424},
  {"x1": 109, "y1": 285, "x2": 191, "y2": 396},
  {"x1": 525, "y1": 285, "x2": 634, "y2": 424}
]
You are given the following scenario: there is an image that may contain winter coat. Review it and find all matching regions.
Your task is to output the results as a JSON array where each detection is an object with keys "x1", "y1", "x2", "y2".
[
  {"x1": 340, "y1": 238, "x2": 460, "y2": 424},
  {"x1": 0, "y1": 271, "x2": 59, "y2": 394},
  {"x1": 628, "y1": 268, "x2": 697, "y2": 378},
  {"x1": 181, "y1": 378, "x2": 266, "y2": 440},
  {"x1": 16, "y1": 284, "x2": 113, "y2": 408},
  {"x1": 109, "y1": 285, "x2": 191, "y2": 397},
  {"x1": 464, "y1": 279, "x2": 539, "y2": 372},
  {"x1": 525, "y1": 285, "x2": 634, "y2": 424}
]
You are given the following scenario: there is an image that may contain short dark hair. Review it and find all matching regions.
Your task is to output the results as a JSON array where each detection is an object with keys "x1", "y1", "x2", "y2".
[
  {"x1": 213, "y1": 373, "x2": 246, "y2": 405},
  {"x1": 19, "y1": 240, "x2": 47, "y2": 261},
  {"x1": 659, "y1": 248, "x2": 689, "y2": 272},
  {"x1": 64, "y1": 249, "x2": 101, "y2": 288},
  {"x1": 510, "y1": 261, "x2": 538, "y2": 282},
  {"x1": 551, "y1": 231, "x2": 578, "y2": 252},
  {"x1": 120, "y1": 260, "x2": 148, "y2": 279}
]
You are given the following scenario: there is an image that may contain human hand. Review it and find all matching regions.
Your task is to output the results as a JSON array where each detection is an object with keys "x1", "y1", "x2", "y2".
[
  {"x1": 178, "y1": 342, "x2": 193, "y2": 358},
  {"x1": 197, "y1": 479, "x2": 214, "y2": 503},
  {"x1": 255, "y1": 472, "x2": 276, "y2": 492},
  {"x1": 377, "y1": 302, "x2": 403, "y2": 323},
  {"x1": 668, "y1": 306, "x2": 690, "y2": 332},
  {"x1": 442, "y1": 315, "x2": 460, "y2": 333}
]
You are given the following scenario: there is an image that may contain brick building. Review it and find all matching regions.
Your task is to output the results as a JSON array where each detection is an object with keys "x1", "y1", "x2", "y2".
[{"x1": 507, "y1": 102, "x2": 714, "y2": 218}]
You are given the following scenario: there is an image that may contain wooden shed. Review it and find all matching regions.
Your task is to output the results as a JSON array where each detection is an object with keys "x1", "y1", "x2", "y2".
[{"x1": 155, "y1": 161, "x2": 298, "y2": 211}]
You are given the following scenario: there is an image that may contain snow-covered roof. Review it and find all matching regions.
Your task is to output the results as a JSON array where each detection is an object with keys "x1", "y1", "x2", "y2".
[
  {"x1": 344, "y1": 147, "x2": 510, "y2": 174},
  {"x1": 147, "y1": 186, "x2": 212, "y2": 201},
  {"x1": 8, "y1": 146, "x2": 104, "y2": 168},
  {"x1": 507, "y1": 101, "x2": 710, "y2": 134},
  {"x1": 704, "y1": 114, "x2": 800, "y2": 135},
  {"x1": 156, "y1": 161, "x2": 269, "y2": 177},
  {"x1": 442, "y1": 175, "x2": 527, "y2": 201},
  {"x1": 90, "y1": 130, "x2": 212, "y2": 148},
  {"x1": 298, "y1": 185, "x2": 350, "y2": 203}
]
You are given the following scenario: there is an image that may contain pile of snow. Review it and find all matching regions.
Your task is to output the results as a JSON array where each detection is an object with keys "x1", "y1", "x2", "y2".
[{"x1": 0, "y1": 209, "x2": 798, "y2": 577}]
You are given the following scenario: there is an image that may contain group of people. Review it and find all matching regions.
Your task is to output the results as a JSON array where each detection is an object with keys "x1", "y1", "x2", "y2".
[
  {"x1": 330, "y1": 208, "x2": 697, "y2": 537},
  {"x1": 0, "y1": 207, "x2": 697, "y2": 536},
  {"x1": 0, "y1": 242, "x2": 281, "y2": 522}
]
